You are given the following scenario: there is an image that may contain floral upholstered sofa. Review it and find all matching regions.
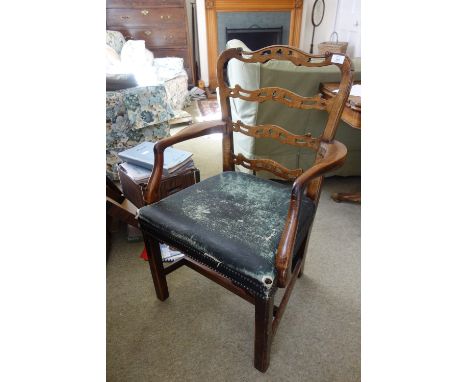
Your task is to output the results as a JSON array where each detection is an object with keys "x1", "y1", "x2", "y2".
[{"x1": 106, "y1": 30, "x2": 190, "y2": 180}]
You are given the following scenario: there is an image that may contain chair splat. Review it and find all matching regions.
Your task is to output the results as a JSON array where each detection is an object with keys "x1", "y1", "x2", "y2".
[
  {"x1": 223, "y1": 45, "x2": 336, "y2": 68},
  {"x1": 227, "y1": 85, "x2": 330, "y2": 111},
  {"x1": 230, "y1": 120, "x2": 321, "y2": 150},
  {"x1": 232, "y1": 153, "x2": 303, "y2": 181}
]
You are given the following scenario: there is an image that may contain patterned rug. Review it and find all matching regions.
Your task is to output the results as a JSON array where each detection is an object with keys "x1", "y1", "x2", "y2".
[{"x1": 197, "y1": 100, "x2": 220, "y2": 117}]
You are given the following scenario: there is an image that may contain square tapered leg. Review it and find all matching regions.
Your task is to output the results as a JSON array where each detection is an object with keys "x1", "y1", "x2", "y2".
[
  {"x1": 254, "y1": 296, "x2": 274, "y2": 372},
  {"x1": 143, "y1": 237, "x2": 169, "y2": 301}
]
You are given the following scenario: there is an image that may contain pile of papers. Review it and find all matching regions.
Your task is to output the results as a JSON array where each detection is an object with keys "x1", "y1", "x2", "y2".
[
  {"x1": 189, "y1": 86, "x2": 207, "y2": 100},
  {"x1": 119, "y1": 159, "x2": 195, "y2": 183},
  {"x1": 160, "y1": 243, "x2": 184, "y2": 262},
  {"x1": 118, "y1": 142, "x2": 195, "y2": 183}
]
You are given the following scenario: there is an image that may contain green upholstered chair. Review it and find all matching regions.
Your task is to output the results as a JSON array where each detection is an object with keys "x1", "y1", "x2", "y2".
[
  {"x1": 137, "y1": 45, "x2": 353, "y2": 372},
  {"x1": 226, "y1": 38, "x2": 361, "y2": 178}
]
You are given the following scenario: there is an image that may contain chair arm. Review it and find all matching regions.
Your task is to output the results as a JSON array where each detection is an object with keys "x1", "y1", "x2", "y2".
[
  {"x1": 143, "y1": 120, "x2": 226, "y2": 204},
  {"x1": 275, "y1": 140, "x2": 347, "y2": 287}
]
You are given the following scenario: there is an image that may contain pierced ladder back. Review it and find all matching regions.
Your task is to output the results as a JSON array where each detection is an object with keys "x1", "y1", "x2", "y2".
[{"x1": 216, "y1": 45, "x2": 353, "y2": 182}]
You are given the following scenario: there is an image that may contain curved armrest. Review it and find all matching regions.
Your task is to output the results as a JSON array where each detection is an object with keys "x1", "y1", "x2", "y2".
[
  {"x1": 275, "y1": 140, "x2": 347, "y2": 287},
  {"x1": 143, "y1": 120, "x2": 227, "y2": 204}
]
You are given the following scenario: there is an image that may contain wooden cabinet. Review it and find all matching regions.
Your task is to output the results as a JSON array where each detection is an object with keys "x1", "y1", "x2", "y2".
[{"x1": 107, "y1": 0, "x2": 195, "y2": 86}]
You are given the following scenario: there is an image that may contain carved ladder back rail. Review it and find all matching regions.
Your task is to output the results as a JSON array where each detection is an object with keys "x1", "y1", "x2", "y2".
[
  {"x1": 227, "y1": 85, "x2": 331, "y2": 111},
  {"x1": 230, "y1": 120, "x2": 321, "y2": 149},
  {"x1": 230, "y1": 120, "x2": 321, "y2": 181},
  {"x1": 216, "y1": 45, "x2": 353, "y2": 185}
]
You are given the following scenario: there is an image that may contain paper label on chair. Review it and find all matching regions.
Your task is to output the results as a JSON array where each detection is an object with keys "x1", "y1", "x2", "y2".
[{"x1": 331, "y1": 54, "x2": 345, "y2": 64}]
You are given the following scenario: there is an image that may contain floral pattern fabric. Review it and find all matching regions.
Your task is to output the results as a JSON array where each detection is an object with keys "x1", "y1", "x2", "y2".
[
  {"x1": 123, "y1": 85, "x2": 175, "y2": 130},
  {"x1": 163, "y1": 73, "x2": 190, "y2": 111},
  {"x1": 105, "y1": 35, "x2": 191, "y2": 179},
  {"x1": 106, "y1": 30, "x2": 126, "y2": 54},
  {"x1": 106, "y1": 85, "x2": 172, "y2": 180},
  {"x1": 153, "y1": 57, "x2": 185, "y2": 80}
]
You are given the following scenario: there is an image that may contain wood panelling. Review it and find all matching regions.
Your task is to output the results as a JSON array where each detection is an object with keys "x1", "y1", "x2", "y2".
[
  {"x1": 107, "y1": 0, "x2": 184, "y2": 8},
  {"x1": 289, "y1": 5, "x2": 303, "y2": 46},
  {"x1": 107, "y1": 8, "x2": 186, "y2": 27},
  {"x1": 153, "y1": 47, "x2": 189, "y2": 62},
  {"x1": 213, "y1": 0, "x2": 297, "y2": 11},
  {"x1": 205, "y1": 2, "x2": 219, "y2": 90},
  {"x1": 117, "y1": 27, "x2": 187, "y2": 47}
]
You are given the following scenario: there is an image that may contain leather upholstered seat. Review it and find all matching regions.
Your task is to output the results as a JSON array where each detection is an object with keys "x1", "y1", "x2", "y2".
[{"x1": 138, "y1": 171, "x2": 315, "y2": 298}]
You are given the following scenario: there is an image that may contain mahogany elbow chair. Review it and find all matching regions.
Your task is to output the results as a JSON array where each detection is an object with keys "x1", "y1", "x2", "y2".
[{"x1": 137, "y1": 46, "x2": 353, "y2": 372}]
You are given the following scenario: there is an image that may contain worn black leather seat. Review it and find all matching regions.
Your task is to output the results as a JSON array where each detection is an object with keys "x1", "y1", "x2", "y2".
[{"x1": 138, "y1": 171, "x2": 315, "y2": 298}]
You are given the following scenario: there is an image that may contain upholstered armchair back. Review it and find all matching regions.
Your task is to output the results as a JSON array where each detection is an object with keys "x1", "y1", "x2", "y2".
[
  {"x1": 225, "y1": 39, "x2": 361, "y2": 178},
  {"x1": 106, "y1": 30, "x2": 126, "y2": 54}
]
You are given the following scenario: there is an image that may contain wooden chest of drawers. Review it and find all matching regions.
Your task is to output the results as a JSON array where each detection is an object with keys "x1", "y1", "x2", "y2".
[{"x1": 107, "y1": 0, "x2": 195, "y2": 86}]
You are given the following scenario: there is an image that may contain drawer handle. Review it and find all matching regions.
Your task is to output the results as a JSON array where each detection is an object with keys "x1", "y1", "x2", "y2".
[
  {"x1": 120, "y1": 15, "x2": 130, "y2": 20},
  {"x1": 164, "y1": 34, "x2": 174, "y2": 40},
  {"x1": 141, "y1": 9, "x2": 149, "y2": 16},
  {"x1": 160, "y1": 15, "x2": 171, "y2": 19},
  {"x1": 144, "y1": 30, "x2": 152, "y2": 36}
]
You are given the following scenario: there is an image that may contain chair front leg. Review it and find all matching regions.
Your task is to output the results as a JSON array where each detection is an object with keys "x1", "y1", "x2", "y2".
[
  {"x1": 254, "y1": 295, "x2": 274, "y2": 372},
  {"x1": 143, "y1": 235, "x2": 169, "y2": 301}
]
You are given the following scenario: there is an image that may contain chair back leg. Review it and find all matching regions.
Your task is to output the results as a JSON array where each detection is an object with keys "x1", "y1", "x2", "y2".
[
  {"x1": 297, "y1": 236, "x2": 309, "y2": 278},
  {"x1": 254, "y1": 296, "x2": 274, "y2": 372},
  {"x1": 143, "y1": 236, "x2": 169, "y2": 301}
]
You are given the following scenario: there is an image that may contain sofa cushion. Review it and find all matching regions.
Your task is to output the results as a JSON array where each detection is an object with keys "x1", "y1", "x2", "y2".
[
  {"x1": 153, "y1": 57, "x2": 185, "y2": 81},
  {"x1": 120, "y1": 40, "x2": 147, "y2": 73},
  {"x1": 122, "y1": 85, "x2": 175, "y2": 130},
  {"x1": 138, "y1": 171, "x2": 316, "y2": 298},
  {"x1": 106, "y1": 30, "x2": 126, "y2": 54},
  {"x1": 106, "y1": 45, "x2": 122, "y2": 74},
  {"x1": 163, "y1": 73, "x2": 189, "y2": 111}
]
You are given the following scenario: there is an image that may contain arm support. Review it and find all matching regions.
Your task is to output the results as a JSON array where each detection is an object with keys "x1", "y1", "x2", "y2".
[
  {"x1": 143, "y1": 120, "x2": 227, "y2": 204},
  {"x1": 275, "y1": 140, "x2": 348, "y2": 287}
]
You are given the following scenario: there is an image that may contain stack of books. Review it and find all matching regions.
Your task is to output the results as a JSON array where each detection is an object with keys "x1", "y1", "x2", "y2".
[{"x1": 118, "y1": 141, "x2": 195, "y2": 183}]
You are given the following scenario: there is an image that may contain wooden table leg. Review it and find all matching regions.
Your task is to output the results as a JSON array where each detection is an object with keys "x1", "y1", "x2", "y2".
[{"x1": 331, "y1": 191, "x2": 361, "y2": 204}]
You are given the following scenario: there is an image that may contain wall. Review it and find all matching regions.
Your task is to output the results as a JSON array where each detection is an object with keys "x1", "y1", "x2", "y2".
[
  {"x1": 299, "y1": 0, "x2": 361, "y2": 57},
  {"x1": 195, "y1": 0, "x2": 360, "y2": 86},
  {"x1": 300, "y1": 0, "x2": 360, "y2": 57},
  {"x1": 300, "y1": 0, "x2": 335, "y2": 53}
]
